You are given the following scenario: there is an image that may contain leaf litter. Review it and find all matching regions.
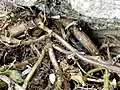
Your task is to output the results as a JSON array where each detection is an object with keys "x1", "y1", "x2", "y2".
[{"x1": 0, "y1": 0, "x2": 120, "y2": 90}]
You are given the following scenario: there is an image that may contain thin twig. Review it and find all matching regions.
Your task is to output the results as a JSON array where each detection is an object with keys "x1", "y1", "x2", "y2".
[
  {"x1": 87, "y1": 78, "x2": 104, "y2": 83},
  {"x1": 106, "y1": 40, "x2": 112, "y2": 60},
  {"x1": 53, "y1": 44, "x2": 72, "y2": 55},
  {"x1": 0, "y1": 57, "x2": 38, "y2": 72},
  {"x1": 0, "y1": 34, "x2": 48, "y2": 46},
  {"x1": 48, "y1": 44, "x2": 60, "y2": 72},
  {"x1": 30, "y1": 45, "x2": 40, "y2": 55},
  {"x1": 22, "y1": 46, "x2": 46, "y2": 90},
  {"x1": 100, "y1": 43, "x2": 120, "y2": 49}
]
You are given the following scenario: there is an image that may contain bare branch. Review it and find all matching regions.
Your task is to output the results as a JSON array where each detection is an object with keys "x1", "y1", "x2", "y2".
[{"x1": 48, "y1": 44, "x2": 60, "y2": 72}]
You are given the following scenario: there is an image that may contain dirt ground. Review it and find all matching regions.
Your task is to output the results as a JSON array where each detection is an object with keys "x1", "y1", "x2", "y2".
[{"x1": 0, "y1": 0, "x2": 120, "y2": 90}]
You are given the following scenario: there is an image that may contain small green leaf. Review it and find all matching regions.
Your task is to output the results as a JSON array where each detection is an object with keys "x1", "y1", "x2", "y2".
[{"x1": 5, "y1": 70, "x2": 23, "y2": 83}]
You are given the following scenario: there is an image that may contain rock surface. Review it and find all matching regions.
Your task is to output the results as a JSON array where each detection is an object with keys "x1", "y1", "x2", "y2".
[{"x1": 67, "y1": 0, "x2": 120, "y2": 30}]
